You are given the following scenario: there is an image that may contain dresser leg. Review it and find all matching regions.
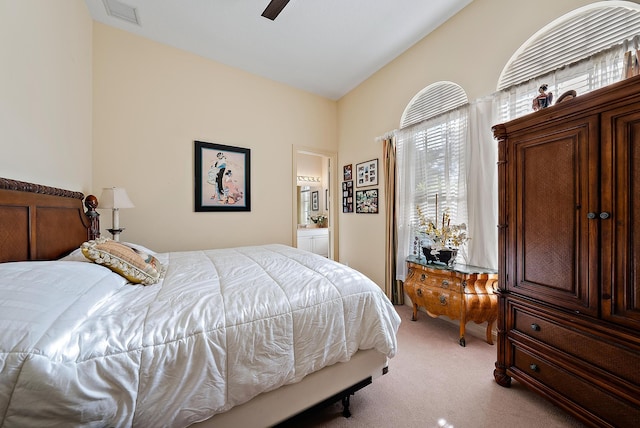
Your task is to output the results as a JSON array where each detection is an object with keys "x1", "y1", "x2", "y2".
[
  {"x1": 411, "y1": 303, "x2": 418, "y2": 321},
  {"x1": 494, "y1": 362, "x2": 511, "y2": 387},
  {"x1": 486, "y1": 320, "x2": 495, "y2": 345}
]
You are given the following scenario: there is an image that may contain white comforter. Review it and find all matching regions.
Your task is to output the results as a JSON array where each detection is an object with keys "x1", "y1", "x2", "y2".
[{"x1": 0, "y1": 244, "x2": 400, "y2": 427}]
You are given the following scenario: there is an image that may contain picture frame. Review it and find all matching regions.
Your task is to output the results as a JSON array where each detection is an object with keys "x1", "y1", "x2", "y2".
[
  {"x1": 355, "y1": 159, "x2": 378, "y2": 187},
  {"x1": 342, "y1": 180, "x2": 353, "y2": 213},
  {"x1": 356, "y1": 188, "x2": 378, "y2": 214},
  {"x1": 312, "y1": 190, "x2": 319, "y2": 211},
  {"x1": 194, "y1": 140, "x2": 251, "y2": 212},
  {"x1": 343, "y1": 164, "x2": 353, "y2": 181}
]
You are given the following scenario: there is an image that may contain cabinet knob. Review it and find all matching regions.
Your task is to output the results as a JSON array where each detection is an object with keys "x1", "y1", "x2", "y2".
[
  {"x1": 441, "y1": 280, "x2": 449, "y2": 289},
  {"x1": 439, "y1": 295, "x2": 447, "y2": 305},
  {"x1": 529, "y1": 364, "x2": 540, "y2": 372},
  {"x1": 599, "y1": 211, "x2": 610, "y2": 219},
  {"x1": 417, "y1": 288, "x2": 423, "y2": 297},
  {"x1": 587, "y1": 212, "x2": 597, "y2": 219},
  {"x1": 420, "y1": 274, "x2": 426, "y2": 281},
  {"x1": 530, "y1": 323, "x2": 541, "y2": 332}
]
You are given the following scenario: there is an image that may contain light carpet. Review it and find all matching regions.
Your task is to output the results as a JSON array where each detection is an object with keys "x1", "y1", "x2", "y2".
[{"x1": 278, "y1": 304, "x2": 586, "y2": 428}]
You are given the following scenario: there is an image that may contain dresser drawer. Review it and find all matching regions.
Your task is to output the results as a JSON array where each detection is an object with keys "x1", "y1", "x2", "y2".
[
  {"x1": 512, "y1": 307, "x2": 640, "y2": 386},
  {"x1": 512, "y1": 347, "x2": 640, "y2": 427},
  {"x1": 411, "y1": 267, "x2": 462, "y2": 292},
  {"x1": 416, "y1": 287, "x2": 462, "y2": 318}
]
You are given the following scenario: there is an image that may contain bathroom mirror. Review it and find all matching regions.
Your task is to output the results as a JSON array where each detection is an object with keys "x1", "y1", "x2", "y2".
[{"x1": 297, "y1": 185, "x2": 320, "y2": 226}]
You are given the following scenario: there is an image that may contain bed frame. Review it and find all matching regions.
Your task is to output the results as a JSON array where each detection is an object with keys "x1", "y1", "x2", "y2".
[
  {"x1": 0, "y1": 178, "x2": 99, "y2": 262},
  {"x1": 0, "y1": 177, "x2": 389, "y2": 427}
]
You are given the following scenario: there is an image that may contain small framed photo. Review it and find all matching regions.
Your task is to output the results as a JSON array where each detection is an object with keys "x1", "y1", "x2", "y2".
[
  {"x1": 194, "y1": 141, "x2": 250, "y2": 212},
  {"x1": 356, "y1": 159, "x2": 378, "y2": 187},
  {"x1": 342, "y1": 180, "x2": 353, "y2": 213},
  {"x1": 343, "y1": 164, "x2": 353, "y2": 181},
  {"x1": 312, "y1": 190, "x2": 319, "y2": 211},
  {"x1": 356, "y1": 188, "x2": 378, "y2": 214}
]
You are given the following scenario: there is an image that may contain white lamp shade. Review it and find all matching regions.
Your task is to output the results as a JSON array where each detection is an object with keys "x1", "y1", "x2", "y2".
[{"x1": 99, "y1": 187, "x2": 135, "y2": 209}]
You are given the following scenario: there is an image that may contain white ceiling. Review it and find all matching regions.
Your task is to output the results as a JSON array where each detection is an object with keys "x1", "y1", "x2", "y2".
[{"x1": 84, "y1": 0, "x2": 473, "y2": 100}]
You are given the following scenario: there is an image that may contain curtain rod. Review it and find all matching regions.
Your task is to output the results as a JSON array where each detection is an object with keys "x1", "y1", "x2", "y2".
[{"x1": 375, "y1": 129, "x2": 397, "y2": 143}]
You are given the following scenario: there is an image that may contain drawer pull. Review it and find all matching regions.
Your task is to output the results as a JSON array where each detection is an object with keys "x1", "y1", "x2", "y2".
[
  {"x1": 441, "y1": 280, "x2": 449, "y2": 289},
  {"x1": 439, "y1": 295, "x2": 447, "y2": 305},
  {"x1": 417, "y1": 288, "x2": 423, "y2": 297},
  {"x1": 530, "y1": 323, "x2": 541, "y2": 332},
  {"x1": 529, "y1": 364, "x2": 539, "y2": 372},
  {"x1": 420, "y1": 274, "x2": 426, "y2": 282}
]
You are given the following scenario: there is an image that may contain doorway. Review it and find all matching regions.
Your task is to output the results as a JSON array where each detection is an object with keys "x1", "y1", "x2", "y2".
[{"x1": 292, "y1": 146, "x2": 338, "y2": 260}]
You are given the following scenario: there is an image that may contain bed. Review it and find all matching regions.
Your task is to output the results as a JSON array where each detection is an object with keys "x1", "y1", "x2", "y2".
[{"x1": 0, "y1": 178, "x2": 401, "y2": 427}]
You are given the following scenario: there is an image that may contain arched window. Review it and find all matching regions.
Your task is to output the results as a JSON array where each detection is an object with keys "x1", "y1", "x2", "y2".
[
  {"x1": 396, "y1": 82, "x2": 470, "y2": 270},
  {"x1": 497, "y1": 1, "x2": 640, "y2": 120},
  {"x1": 400, "y1": 81, "x2": 468, "y2": 129}
]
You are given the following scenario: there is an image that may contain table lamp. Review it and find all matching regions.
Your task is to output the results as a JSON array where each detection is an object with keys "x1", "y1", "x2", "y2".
[{"x1": 99, "y1": 187, "x2": 135, "y2": 241}]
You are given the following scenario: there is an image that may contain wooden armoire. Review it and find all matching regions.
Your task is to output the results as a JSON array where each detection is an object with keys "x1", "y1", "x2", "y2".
[{"x1": 492, "y1": 75, "x2": 640, "y2": 427}]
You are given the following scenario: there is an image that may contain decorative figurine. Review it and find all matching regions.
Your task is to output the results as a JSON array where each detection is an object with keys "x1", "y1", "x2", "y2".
[{"x1": 532, "y1": 84, "x2": 553, "y2": 111}]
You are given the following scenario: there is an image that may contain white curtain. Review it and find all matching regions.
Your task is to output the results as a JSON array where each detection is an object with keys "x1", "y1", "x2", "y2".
[
  {"x1": 495, "y1": 44, "x2": 626, "y2": 123},
  {"x1": 465, "y1": 98, "x2": 499, "y2": 270},
  {"x1": 396, "y1": 106, "x2": 471, "y2": 280}
]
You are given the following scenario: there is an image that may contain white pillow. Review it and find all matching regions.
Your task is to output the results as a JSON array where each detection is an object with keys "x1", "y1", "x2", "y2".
[
  {"x1": 58, "y1": 248, "x2": 90, "y2": 262},
  {"x1": 121, "y1": 242, "x2": 158, "y2": 255}
]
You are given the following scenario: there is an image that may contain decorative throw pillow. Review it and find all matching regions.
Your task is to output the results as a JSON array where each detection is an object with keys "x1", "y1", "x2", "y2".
[{"x1": 81, "y1": 238, "x2": 164, "y2": 285}]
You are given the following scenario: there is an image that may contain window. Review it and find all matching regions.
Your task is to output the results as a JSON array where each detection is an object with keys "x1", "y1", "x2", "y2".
[
  {"x1": 400, "y1": 82, "x2": 468, "y2": 129},
  {"x1": 497, "y1": 1, "x2": 640, "y2": 121},
  {"x1": 396, "y1": 82, "x2": 469, "y2": 276}
]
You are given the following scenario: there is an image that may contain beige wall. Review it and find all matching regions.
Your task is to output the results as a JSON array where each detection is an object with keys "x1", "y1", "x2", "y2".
[
  {"x1": 0, "y1": 0, "x2": 92, "y2": 193},
  {"x1": 336, "y1": 0, "x2": 595, "y2": 285},
  {"x1": 1, "y1": 0, "x2": 605, "y2": 288},
  {"x1": 92, "y1": 24, "x2": 338, "y2": 251}
]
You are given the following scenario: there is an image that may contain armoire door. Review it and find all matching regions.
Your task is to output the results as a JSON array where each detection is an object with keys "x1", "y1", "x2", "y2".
[
  {"x1": 601, "y1": 106, "x2": 640, "y2": 329},
  {"x1": 508, "y1": 116, "x2": 600, "y2": 316}
]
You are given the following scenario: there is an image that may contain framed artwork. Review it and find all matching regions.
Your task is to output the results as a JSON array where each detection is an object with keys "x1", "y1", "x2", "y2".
[
  {"x1": 342, "y1": 180, "x2": 353, "y2": 213},
  {"x1": 343, "y1": 164, "x2": 353, "y2": 181},
  {"x1": 356, "y1": 188, "x2": 378, "y2": 214},
  {"x1": 356, "y1": 159, "x2": 378, "y2": 187},
  {"x1": 194, "y1": 140, "x2": 251, "y2": 212},
  {"x1": 312, "y1": 190, "x2": 319, "y2": 211}
]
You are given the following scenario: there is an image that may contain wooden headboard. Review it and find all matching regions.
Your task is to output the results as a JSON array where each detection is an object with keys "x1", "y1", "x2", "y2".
[{"x1": 0, "y1": 178, "x2": 100, "y2": 263}]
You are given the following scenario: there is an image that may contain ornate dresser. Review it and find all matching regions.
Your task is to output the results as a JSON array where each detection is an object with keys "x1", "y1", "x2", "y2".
[{"x1": 404, "y1": 256, "x2": 498, "y2": 347}]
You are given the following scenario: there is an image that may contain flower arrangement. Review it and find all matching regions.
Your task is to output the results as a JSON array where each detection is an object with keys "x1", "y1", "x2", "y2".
[
  {"x1": 416, "y1": 196, "x2": 469, "y2": 252},
  {"x1": 309, "y1": 213, "x2": 328, "y2": 224}
]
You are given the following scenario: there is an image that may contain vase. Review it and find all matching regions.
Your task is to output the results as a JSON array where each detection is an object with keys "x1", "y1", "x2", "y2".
[{"x1": 422, "y1": 247, "x2": 458, "y2": 267}]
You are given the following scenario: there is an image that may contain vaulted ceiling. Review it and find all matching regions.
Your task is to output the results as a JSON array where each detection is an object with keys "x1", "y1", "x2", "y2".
[{"x1": 84, "y1": 0, "x2": 473, "y2": 100}]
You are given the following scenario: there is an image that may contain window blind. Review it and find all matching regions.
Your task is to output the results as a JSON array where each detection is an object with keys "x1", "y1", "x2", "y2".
[
  {"x1": 400, "y1": 82, "x2": 468, "y2": 129},
  {"x1": 498, "y1": 3, "x2": 640, "y2": 90}
]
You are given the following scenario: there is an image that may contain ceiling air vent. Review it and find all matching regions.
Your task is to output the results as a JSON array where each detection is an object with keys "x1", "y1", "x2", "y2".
[{"x1": 102, "y1": 0, "x2": 141, "y2": 26}]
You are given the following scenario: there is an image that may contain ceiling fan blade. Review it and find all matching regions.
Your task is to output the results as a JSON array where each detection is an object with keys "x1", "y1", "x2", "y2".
[{"x1": 261, "y1": 0, "x2": 290, "y2": 20}]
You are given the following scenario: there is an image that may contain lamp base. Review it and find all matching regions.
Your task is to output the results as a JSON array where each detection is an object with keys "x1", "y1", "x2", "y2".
[{"x1": 107, "y1": 228, "x2": 125, "y2": 242}]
